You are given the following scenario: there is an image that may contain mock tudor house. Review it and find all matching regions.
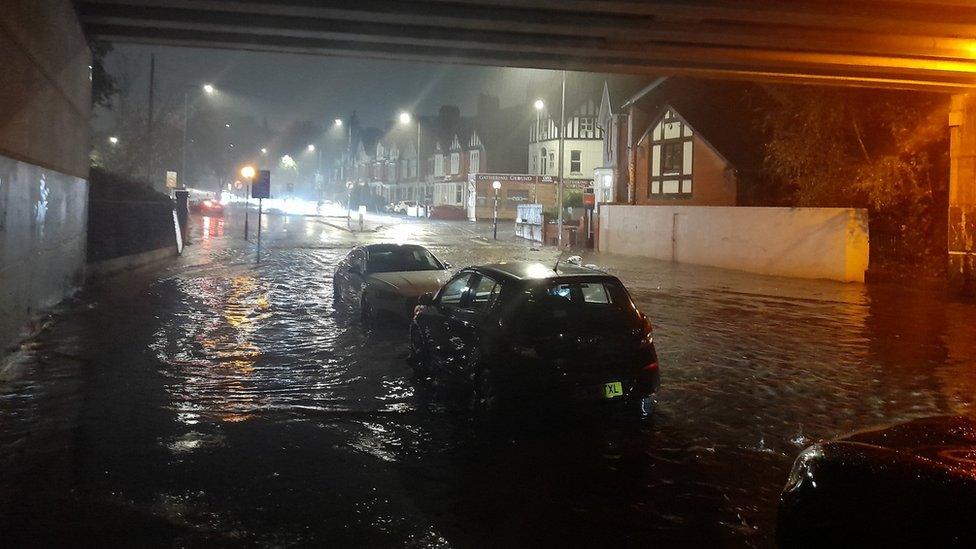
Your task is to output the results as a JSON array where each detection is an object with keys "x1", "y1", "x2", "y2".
[{"x1": 596, "y1": 77, "x2": 768, "y2": 207}]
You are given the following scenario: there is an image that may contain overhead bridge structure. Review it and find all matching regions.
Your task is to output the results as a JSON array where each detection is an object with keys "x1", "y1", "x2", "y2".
[{"x1": 77, "y1": 0, "x2": 976, "y2": 92}]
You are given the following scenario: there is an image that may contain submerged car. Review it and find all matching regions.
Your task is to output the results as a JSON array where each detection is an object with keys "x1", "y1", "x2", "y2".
[
  {"x1": 409, "y1": 261, "x2": 660, "y2": 418},
  {"x1": 189, "y1": 197, "x2": 224, "y2": 216},
  {"x1": 333, "y1": 244, "x2": 451, "y2": 323},
  {"x1": 778, "y1": 415, "x2": 976, "y2": 547}
]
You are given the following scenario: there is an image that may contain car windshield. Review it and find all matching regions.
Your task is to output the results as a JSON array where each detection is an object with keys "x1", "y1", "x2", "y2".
[{"x1": 366, "y1": 246, "x2": 443, "y2": 273}]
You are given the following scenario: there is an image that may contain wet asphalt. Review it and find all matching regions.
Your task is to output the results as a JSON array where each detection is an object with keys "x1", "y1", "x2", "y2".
[{"x1": 2, "y1": 208, "x2": 975, "y2": 547}]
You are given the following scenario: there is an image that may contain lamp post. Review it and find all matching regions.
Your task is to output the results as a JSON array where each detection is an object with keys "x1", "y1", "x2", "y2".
[
  {"x1": 492, "y1": 180, "x2": 501, "y2": 240},
  {"x1": 241, "y1": 165, "x2": 255, "y2": 239},
  {"x1": 533, "y1": 99, "x2": 544, "y2": 203},
  {"x1": 398, "y1": 111, "x2": 423, "y2": 217},
  {"x1": 182, "y1": 83, "x2": 216, "y2": 191},
  {"x1": 556, "y1": 70, "x2": 566, "y2": 247}
]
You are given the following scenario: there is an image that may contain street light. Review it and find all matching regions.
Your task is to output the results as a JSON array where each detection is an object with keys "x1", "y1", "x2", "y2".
[
  {"x1": 182, "y1": 83, "x2": 217, "y2": 191},
  {"x1": 241, "y1": 165, "x2": 256, "y2": 239},
  {"x1": 534, "y1": 99, "x2": 545, "y2": 110},
  {"x1": 398, "y1": 111, "x2": 423, "y2": 215},
  {"x1": 260, "y1": 148, "x2": 267, "y2": 155},
  {"x1": 334, "y1": 118, "x2": 343, "y2": 127},
  {"x1": 108, "y1": 136, "x2": 119, "y2": 145},
  {"x1": 307, "y1": 144, "x2": 315, "y2": 152},
  {"x1": 492, "y1": 180, "x2": 502, "y2": 240}
]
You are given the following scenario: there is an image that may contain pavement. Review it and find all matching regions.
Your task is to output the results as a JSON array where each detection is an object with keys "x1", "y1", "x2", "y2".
[{"x1": 2, "y1": 210, "x2": 975, "y2": 547}]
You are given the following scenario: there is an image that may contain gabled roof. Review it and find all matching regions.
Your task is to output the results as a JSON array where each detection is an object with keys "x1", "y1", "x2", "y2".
[{"x1": 626, "y1": 77, "x2": 772, "y2": 174}]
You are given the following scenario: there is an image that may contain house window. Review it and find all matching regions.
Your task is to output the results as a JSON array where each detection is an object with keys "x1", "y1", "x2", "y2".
[
  {"x1": 455, "y1": 184, "x2": 463, "y2": 204},
  {"x1": 435, "y1": 155, "x2": 444, "y2": 176},
  {"x1": 540, "y1": 148, "x2": 547, "y2": 175},
  {"x1": 531, "y1": 154, "x2": 537, "y2": 174},
  {"x1": 549, "y1": 152, "x2": 555, "y2": 173},
  {"x1": 579, "y1": 117, "x2": 594, "y2": 135},
  {"x1": 469, "y1": 150, "x2": 480, "y2": 173},
  {"x1": 648, "y1": 107, "x2": 693, "y2": 198},
  {"x1": 661, "y1": 142, "x2": 682, "y2": 174},
  {"x1": 450, "y1": 152, "x2": 460, "y2": 174},
  {"x1": 570, "y1": 150, "x2": 582, "y2": 173}
]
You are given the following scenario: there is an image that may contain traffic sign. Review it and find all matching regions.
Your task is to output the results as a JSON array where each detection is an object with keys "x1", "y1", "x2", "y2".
[{"x1": 252, "y1": 170, "x2": 270, "y2": 198}]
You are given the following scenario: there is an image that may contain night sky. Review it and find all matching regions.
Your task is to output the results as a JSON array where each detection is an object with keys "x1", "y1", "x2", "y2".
[{"x1": 96, "y1": 44, "x2": 591, "y2": 131}]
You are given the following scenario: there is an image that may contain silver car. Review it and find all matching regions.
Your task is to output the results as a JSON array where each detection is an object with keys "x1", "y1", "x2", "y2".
[{"x1": 333, "y1": 244, "x2": 451, "y2": 323}]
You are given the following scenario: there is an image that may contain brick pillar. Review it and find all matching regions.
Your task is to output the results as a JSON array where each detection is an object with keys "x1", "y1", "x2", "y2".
[{"x1": 949, "y1": 93, "x2": 976, "y2": 297}]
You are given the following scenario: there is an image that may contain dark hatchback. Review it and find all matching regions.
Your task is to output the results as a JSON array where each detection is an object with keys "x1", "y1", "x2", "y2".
[
  {"x1": 778, "y1": 415, "x2": 976, "y2": 547},
  {"x1": 409, "y1": 261, "x2": 660, "y2": 417}
]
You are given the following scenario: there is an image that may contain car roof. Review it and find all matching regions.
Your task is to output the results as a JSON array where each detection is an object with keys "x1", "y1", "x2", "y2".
[
  {"x1": 470, "y1": 261, "x2": 614, "y2": 282},
  {"x1": 360, "y1": 243, "x2": 427, "y2": 253}
]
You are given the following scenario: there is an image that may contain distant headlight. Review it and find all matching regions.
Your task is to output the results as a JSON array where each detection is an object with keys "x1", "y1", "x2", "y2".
[
  {"x1": 373, "y1": 288, "x2": 400, "y2": 300},
  {"x1": 785, "y1": 444, "x2": 824, "y2": 493}
]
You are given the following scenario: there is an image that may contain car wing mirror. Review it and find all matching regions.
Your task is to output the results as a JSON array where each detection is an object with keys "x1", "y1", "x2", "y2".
[
  {"x1": 418, "y1": 292, "x2": 434, "y2": 306},
  {"x1": 442, "y1": 262, "x2": 453, "y2": 269}
]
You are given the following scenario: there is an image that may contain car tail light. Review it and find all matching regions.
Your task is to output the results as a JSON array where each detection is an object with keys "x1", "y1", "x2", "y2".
[
  {"x1": 640, "y1": 314, "x2": 653, "y2": 347},
  {"x1": 642, "y1": 361, "x2": 659, "y2": 372}
]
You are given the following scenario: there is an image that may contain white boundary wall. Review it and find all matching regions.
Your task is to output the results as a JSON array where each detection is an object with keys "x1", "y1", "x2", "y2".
[{"x1": 598, "y1": 205, "x2": 869, "y2": 282}]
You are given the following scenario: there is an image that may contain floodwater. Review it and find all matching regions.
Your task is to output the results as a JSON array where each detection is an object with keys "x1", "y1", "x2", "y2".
[{"x1": 2, "y1": 209, "x2": 975, "y2": 547}]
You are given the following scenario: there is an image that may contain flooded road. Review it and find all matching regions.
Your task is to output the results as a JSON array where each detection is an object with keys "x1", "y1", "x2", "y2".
[{"x1": 2, "y1": 210, "x2": 975, "y2": 547}]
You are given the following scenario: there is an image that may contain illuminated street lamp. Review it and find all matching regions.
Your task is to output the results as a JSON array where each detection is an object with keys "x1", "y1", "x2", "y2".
[
  {"x1": 534, "y1": 99, "x2": 544, "y2": 110},
  {"x1": 334, "y1": 118, "x2": 343, "y2": 127},
  {"x1": 398, "y1": 111, "x2": 423, "y2": 214},
  {"x1": 108, "y1": 136, "x2": 119, "y2": 145},
  {"x1": 307, "y1": 144, "x2": 316, "y2": 152},
  {"x1": 241, "y1": 165, "x2": 256, "y2": 239},
  {"x1": 182, "y1": 83, "x2": 217, "y2": 190},
  {"x1": 260, "y1": 148, "x2": 268, "y2": 155},
  {"x1": 492, "y1": 180, "x2": 502, "y2": 240}
]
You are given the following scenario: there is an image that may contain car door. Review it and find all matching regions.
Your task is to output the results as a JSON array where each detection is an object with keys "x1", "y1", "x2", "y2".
[
  {"x1": 340, "y1": 248, "x2": 367, "y2": 302},
  {"x1": 440, "y1": 273, "x2": 500, "y2": 379},
  {"x1": 425, "y1": 272, "x2": 473, "y2": 371}
]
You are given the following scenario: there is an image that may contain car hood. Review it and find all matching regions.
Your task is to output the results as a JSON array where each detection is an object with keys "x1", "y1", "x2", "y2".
[
  {"x1": 367, "y1": 271, "x2": 448, "y2": 296},
  {"x1": 825, "y1": 416, "x2": 976, "y2": 474}
]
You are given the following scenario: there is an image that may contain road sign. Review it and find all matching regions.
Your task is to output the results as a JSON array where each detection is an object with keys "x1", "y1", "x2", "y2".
[
  {"x1": 252, "y1": 170, "x2": 270, "y2": 199},
  {"x1": 166, "y1": 171, "x2": 178, "y2": 189},
  {"x1": 583, "y1": 192, "x2": 596, "y2": 209}
]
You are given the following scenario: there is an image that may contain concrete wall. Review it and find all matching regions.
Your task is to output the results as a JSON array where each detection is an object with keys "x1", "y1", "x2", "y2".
[
  {"x1": 598, "y1": 205, "x2": 870, "y2": 282},
  {"x1": 0, "y1": 1, "x2": 91, "y2": 350}
]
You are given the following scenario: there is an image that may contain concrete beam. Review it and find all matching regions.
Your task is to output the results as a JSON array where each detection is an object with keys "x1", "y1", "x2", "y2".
[{"x1": 77, "y1": 0, "x2": 976, "y2": 90}]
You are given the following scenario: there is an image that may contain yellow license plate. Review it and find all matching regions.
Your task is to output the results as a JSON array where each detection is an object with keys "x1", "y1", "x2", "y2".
[{"x1": 603, "y1": 381, "x2": 623, "y2": 399}]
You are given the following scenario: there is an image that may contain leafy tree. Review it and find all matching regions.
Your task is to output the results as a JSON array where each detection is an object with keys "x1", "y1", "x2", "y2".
[
  {"x1": 762, "y1": 86, "x2": 950, "y2": 266},
  {"x1": 89, "y1": 40, "x2": 118, "y2": 109}
]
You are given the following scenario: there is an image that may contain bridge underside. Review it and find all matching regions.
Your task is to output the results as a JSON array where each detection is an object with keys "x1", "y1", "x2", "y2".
[{"x1": 79, "y1": 0, "x2": 976, "y2": 91}]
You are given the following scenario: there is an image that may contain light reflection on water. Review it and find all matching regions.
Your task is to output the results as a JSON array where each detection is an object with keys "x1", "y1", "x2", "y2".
[{"x1": 4, "y1": 213, "x2": 976, "y2": 547}]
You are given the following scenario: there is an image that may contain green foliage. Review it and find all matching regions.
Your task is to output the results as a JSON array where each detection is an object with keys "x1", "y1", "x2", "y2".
[
  {"x1": 89, "y1": 40, "x2": 118, "y2": 110},
  {"x1": 762, "y1": 86, "x2": 949, "y2": 264},
  {"x1": 562, "y1": 189, "x2": 583, "y2": 209}
]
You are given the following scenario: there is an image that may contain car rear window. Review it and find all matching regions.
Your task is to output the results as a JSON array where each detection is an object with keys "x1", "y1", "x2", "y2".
[{"x1": 510, "y1": 280, "x2": 636, "y2": 330}]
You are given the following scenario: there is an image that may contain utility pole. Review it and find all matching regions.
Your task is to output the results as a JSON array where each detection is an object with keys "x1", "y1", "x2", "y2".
[
  {"x1": 556, "y1": 70, "x2": 566, "y2": 247},
  {"x1": 146, "y1": 53, "x2": 156, "y2": 185},
  {"x1": 181, "y1": 90, "x2": 188, "y2": 189}
]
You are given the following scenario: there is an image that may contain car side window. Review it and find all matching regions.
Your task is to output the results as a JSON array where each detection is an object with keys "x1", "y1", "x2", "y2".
[
  {"x1": 438, "y1": 273, "x2": 472, "y2": 308},
  {"x1": 467, "y1": 275, "x2": 499, "y2": 313}
]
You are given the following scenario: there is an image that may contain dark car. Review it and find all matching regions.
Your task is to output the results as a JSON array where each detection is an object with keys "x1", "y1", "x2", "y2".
[
  {"x1": 777, "y1": 415, "x2": 976, "y2": 547},
  {"x1": 409, "y1": 261, "x2": 660, "y2": 418}
]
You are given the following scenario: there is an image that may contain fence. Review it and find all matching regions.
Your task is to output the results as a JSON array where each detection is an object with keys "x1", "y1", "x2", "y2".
[{"x1": 87, "y1": 199, "x2": 178, "y2": 262}]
